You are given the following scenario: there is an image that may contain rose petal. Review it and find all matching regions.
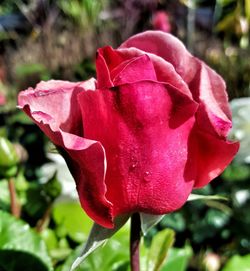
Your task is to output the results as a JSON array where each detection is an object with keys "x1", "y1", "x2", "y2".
[
  {"x1": 78, "y1": 81, "x2": 198, "y2": 217},
  {"x1": 112, "y1": 55, "x2": 157, "y2": 85},
  {"x1": 97, "y1": 44, "x2": 192, "y2": 99},
  {"x1": 189, "y1": 62, "x2": 232, "y2": 137},
  {"x1": 18, "y1": 80, "x2": 95, "y2": 136},
  {"x1": 18, "y1": 79, "x2": 114, "y2": 228},
  {"x1": 187, "y1": 127, "x2": 240, "y2": 188},
  {"x1": 120, "y1": 31, "x2": 232, "y2": 138},
  {"x1": 97, "y1": 47, "x2": 157, "y2": 86},
  {"x1": 96, "y1": 46, "x2": 128, "y2": 89},
  {"x1": 120, "y1": 31, "x2": 197, "y2": 84}
]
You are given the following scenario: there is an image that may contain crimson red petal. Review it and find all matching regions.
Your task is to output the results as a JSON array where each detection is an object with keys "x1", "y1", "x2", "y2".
[
  {"x1": 18, "y1": 79, "x2": 113, "y2": 228},
  {"x1": 98, "y1": 44, "x2": 192, "y2": 99},
  {"x1": 120, "y1": 31, "x2": 232, "y2": 137},
  {"x1": 188, "y1": 127, "x2": 240, "y2": 188},
  {"x1": 112, "y1": 54, "x2": 157, "y2": 85},
  {"x1": 78, "y1": 81, "x2": 198, "y2": 217},
  {"x1": 120, "y1": 31, "x2": 238, "y2": 187}
]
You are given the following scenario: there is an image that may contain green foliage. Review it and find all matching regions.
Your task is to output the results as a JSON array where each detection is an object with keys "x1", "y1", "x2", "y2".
[
  {"x1": 23, "y1": 174, "x2": 61, "y2": 220},
  {"x1": 146, "y1": 229, "x2": 175, "y2": 271},
  {"x1": 246, "y1": 0, "x2": 250, "y2": 22},
  {"x1": 214, "y1": 0, "x2": 250, "y2": 48},
  {"x1": 0, "y1": 0, "x2": 18, "y2": 15},
  {"x1": 57, "y1": 0, "x2": 105, "y2": 28},
  {"x1": 222, "y1": 163, "x2": 250, "y2": 181},
  {"x1": 0, "y1": 180, "x2": 10, "y2": 210},
  {"x1": 52, "y1": 201, "x2": 92, "y2": 243},
  {"x1": 161, "y1": 246, "x2": 193, "y2": 271},
  {"x1": 70, "y1": 215, "x2": 130, "y2": 270},
  {"x1": 0, "y1": 210, "x2": 52, "y2": 271},
  {"x1": 61, "y1": 219, "x2": 130, "y2": 271},
  {"x1": 15, "y1": 63, "x2": 51, "y2": 82},
  {"x1": 222, "y1": 254, "x2": 250, "y2": 271},
  {"x1": 41, "y1": 229, "x2": 58, "y2": 251}
]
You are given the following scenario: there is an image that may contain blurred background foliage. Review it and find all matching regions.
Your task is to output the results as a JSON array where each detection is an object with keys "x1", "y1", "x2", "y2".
[{"x1": 0, "y1": 0, "x2": 250, "y2": 270}]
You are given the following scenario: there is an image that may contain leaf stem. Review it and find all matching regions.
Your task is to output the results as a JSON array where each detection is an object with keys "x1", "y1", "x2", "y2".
[
  {"x1": 36, "y1": 205, "x2": 52, "y2": 232},
  {"x1": 8, "y1": 177, "x2": 20, "y2": 218},
  {"x1": 130, "y1": 213, "x2": 141, "y2": 271}
]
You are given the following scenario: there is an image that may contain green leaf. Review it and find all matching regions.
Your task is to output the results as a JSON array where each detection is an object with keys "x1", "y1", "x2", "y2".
[
  {"x1": 49, "y1": 237, "x2": 72, "y2": 262},
  {"x1": 0, "y1": 210, "x2": 52, "y2": 271},
  {"x1": 52, "y1": 200, "x2": 93, "y2": 243},
  {"x1": 43, "y1": 173, "x2": 62, "y2": 200},
  {"x1": 215, "y1": 12, "x2": 236, "y2": 32},
  {"x1": 7, "y1": 110, "x2": 33, "y2": 125},
  {"x1": 41, "y1": 229, "x2": 58, "y2": 251},
  {"x1": 15, "y1": 63, "x2": 50, "y2": 80},
  {"x1": 222, "y1": 164, "x2": 250, "y2": 181},
  {"x1": 146, "y1": 228, "x2": 175, "y2": 271},
  {"x1": 70, "y1": 214, "x2": 130, "y2": 271},
  {"x1": 0, "y1": 165, "x2": 18, "y2": 178},
  {"x1": 24, "y1": 184, "x2": 51, "y2": 220},
  {"x1": 159, "y1": 213, "x2": 186, "y2": 232},
  {"x1": 222, "y1": 254, "x2": 250, "y2": 271},
  {"x1": 140, "y1": 213, "x2": 164, "y2": 235},
  {"x1": 0, "y1": 250, "x2": 49, "y2": 271},
  {"x1": 246, "y1": 0, "x2": 250, "y2": 22},
  {"x1": 161, "y1": 246, "x2": 193, "y2": 271}
]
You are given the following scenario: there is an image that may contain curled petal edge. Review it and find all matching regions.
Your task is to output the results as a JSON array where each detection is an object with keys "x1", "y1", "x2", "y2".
[{"x1": 18, "y1": 100, "x2": 114, "y2": 228}]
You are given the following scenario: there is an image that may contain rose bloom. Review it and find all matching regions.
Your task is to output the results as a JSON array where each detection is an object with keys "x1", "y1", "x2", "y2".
[
  {"x1": 0, "y1": 93, "x2": 6, "y2": 105},
  {"x1": 18, "y1": 31, "x2": 239, "y2": 228},
  {"x1": 152, "y1": 11, "x2": 171, "y2": 33}
]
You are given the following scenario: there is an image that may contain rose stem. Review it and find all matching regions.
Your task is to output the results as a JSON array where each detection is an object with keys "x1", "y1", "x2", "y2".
[
  {"x1": 130, "y1": 213, "x2": 141, "y2": 271},
  {"x1": 36, "y1": 205, "x2": 52, "y2": 232},
  {"x1": 8, "y1": 177, "x2": 21, "y2": 218}
]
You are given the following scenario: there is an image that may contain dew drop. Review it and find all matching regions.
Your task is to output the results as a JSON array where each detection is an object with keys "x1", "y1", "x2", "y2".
[
  {"x1": 129, "y1": 163, "x2": 137, "y2": 171},
  {"x1": 143, "y1": 171, "x2": 151, "y2": 182},
  {"x1": 35, "y1": 91, "x2": 48, "y2": 97}
]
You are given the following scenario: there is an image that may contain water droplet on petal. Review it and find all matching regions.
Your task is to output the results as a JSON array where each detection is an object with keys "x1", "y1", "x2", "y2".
[
  {"x1": 129, "y1": 163, "x2": 137, "y2": 171},
  {"x1": 143, "y1": 171, "x2": 151, "y2": 182}
]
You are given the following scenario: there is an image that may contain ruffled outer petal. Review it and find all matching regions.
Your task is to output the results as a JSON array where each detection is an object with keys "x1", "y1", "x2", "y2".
[
  {"x1": 78, "y1": 81, "x2": 198, "y2": 217},
  {"x1": 120, "y1": 31, "x2": 239, "y2": 186},
  {"x1": 187, "y1": 126, "x2": 239, "y2": 188},
  {"x1": 18, "y1": 79, "x2": 113, "y2": 228},
  {"x1": 120, "y1": 31, "x2": 231, "y2": 134}
]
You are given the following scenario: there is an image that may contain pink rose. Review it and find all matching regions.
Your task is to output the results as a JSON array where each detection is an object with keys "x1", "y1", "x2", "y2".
[
  {"x1": 18, "y1": 31, "x2": 239, "y2": 228},
  {"x1": 152, "y1": 11, "x2": 171, "y2": 33},
  {"x1": 0, "y1": 93, "x2": 6, "y2": 105}
]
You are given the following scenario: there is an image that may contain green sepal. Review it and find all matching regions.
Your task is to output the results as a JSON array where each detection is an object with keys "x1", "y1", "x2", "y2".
[
  {"x1": 187, "y1": 194, "x2": 228, "y2": 202},
  {"x1": 0, "y1": 137, "x2": 19, "y2": 167},
  {"x1": 140, "y1": 213, "x2": 165, "y2": 235}
]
